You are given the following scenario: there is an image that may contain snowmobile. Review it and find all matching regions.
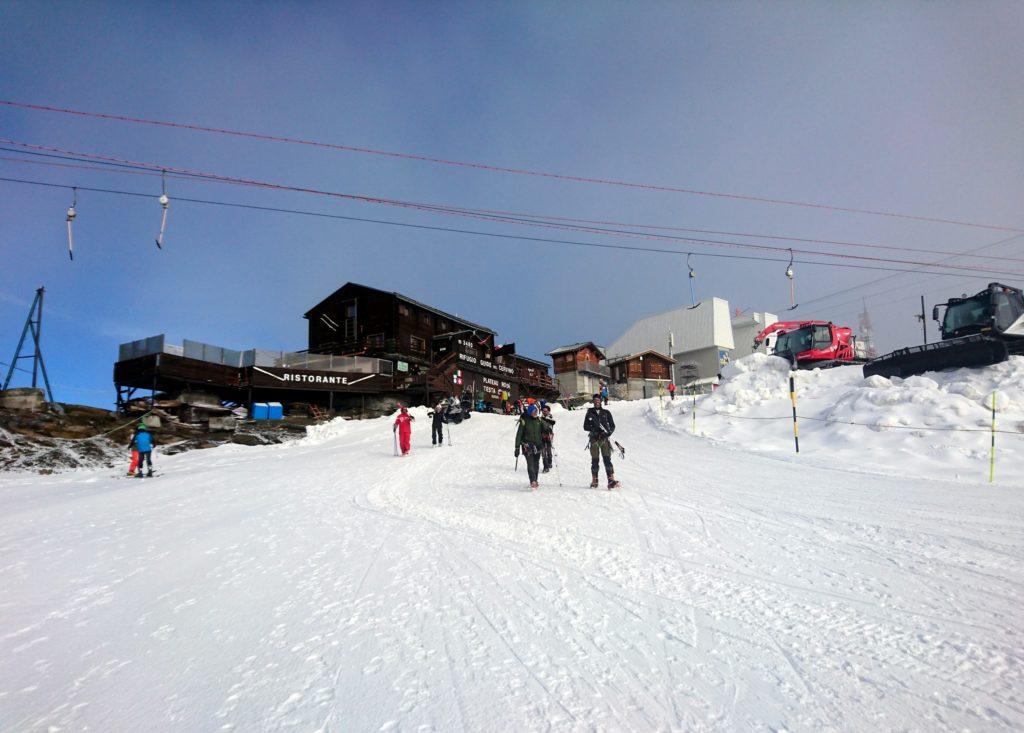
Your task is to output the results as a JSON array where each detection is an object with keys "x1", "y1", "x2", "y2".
[
  {"x1": 753, "y1": 320, "x2": 866, "y2": 369},
  {"x1": 864, "y1": 282, "x2": 1024, "y2": 379}
]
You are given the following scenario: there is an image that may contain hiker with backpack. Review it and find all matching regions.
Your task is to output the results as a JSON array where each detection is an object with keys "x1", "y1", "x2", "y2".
[
  {"x1": 583, "y1": 393, "x2": 619, "y2": 489},
  {"x1": 540, "y1": 403, "x2": 556, "y2": 473},
  {"x1": 514, "y1": 403, "x2": 551, "y2": 490}
]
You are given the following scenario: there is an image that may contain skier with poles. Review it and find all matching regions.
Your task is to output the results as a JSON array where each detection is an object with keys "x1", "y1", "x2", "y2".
[
  {"x1": 393, "y1": 406, "x2": 415, "y2": 456},
  {"x1": 514, "y1": 403, "x2": 550, "y2": 490},
  {"x1": 540, "y1": 403, "x2": 556, "y2": 473},
  {"x1": 583, "y1": 393, "x2": 619, "y2": 489}
]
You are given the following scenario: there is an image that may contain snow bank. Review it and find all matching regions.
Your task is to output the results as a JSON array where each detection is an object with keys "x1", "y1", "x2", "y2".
[{"x1": 668, "y1": 354, "x2": 1024, "y2": 484}]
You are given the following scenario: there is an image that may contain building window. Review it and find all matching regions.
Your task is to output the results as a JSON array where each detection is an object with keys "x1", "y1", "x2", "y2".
[
  {"x1": 367, "y1": 333, "x2": 384, "y2": 348},
  {"x1": 566, "y1": 353, "x2": 575, "y2": 364},
  {"x1": 398, "y1": 304, "x2": 411, "y2": 317},
  {"x1": 420, "y1": 312, "x2": 432, "y2": 328},
  {"x1": 410, "y1": 335, "x2": 426, "y2": 352},
  {"x1": 339, "y1": 299, "x2": 357, "y2": 341}
]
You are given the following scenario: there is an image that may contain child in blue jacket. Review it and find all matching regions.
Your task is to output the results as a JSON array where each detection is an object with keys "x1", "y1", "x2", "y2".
[{"x1": 130, "y1": 423, "x2": 155, "y2": 477}]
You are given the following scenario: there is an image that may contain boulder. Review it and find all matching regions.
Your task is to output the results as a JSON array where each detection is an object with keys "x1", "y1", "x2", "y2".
[{"x1": 0, "y1": 388, "x2": 45, "y2": 411}]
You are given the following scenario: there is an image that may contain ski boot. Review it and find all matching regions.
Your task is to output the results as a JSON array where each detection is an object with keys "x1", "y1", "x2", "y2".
[
  {"x1": 607, "y1": 475, "x2": 620, "y2": 490},
  {"x1": 135, "y1": 473, "x2": 144, "y2": 479},
  {"x1": 530, "y1": 481, "x2": 539, "y2": 490},
  {"x1": 146, "y1": 471, "x2": 154, "y2": 477},
  {"x1": 590, "y1": 476, "x2": 599, "y2": 489}
]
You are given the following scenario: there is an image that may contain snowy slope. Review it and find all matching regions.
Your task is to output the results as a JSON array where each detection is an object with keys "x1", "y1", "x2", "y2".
[
  {"x1": 670, "y1": 353, "x2": 1024, "y2": 486},
  {"x1": 1, "y1": 401, "x2": 1022, "y2": 731}
]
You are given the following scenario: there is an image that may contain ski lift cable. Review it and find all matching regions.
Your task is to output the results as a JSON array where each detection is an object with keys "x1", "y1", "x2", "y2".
[
  {"x1": 779, "y1": 232, "x2": 1024, "y2": 314},
  {"x1": 4, "y1": 175, "x2": 1016, "y2": 283},
  {"x1": 2, "y1": 142, "x2": 1022, "y2": 278},
  {"x1": 4, "y1": 150, "x2": 1023, "y2": 266},
  {"x1": 4, "y1": 99, "x2": 1023, "y2": 235}
]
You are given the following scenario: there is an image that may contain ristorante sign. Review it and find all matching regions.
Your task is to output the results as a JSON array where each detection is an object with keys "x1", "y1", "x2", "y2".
[{"x1": 249, "y1": 366, "x2": 384, "y2": 391}]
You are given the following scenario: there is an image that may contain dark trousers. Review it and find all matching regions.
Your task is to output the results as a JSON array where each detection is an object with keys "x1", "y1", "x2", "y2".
[
  {"x1": 137, "y1": 451, "x2": 153, "y2": 474},
  {"x1": 523, "y1": 443, "x2": 540, "y2": 482},
  {"x1": 432, "y1": 419, "x2": 444, "y2": 444},
  {"x1": 541, "y1": 441, "x2": 553, "y2": 470},
  {"x1": 589, "y1": 439, "x2": 614, "y2": 477}
]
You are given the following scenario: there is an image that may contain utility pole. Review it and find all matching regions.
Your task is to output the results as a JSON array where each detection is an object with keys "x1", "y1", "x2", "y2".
[
  {"x1": 2, "y1": 286, "x2": 55, "y2": 402},
  {"x1": 915, "y1": 295, "x2": 928, "y2": 345}
]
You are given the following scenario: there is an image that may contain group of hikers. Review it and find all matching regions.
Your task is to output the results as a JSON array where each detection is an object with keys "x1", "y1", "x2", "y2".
[{"x1": 394, "y1": 391, "x2": 620, "y2": 491}]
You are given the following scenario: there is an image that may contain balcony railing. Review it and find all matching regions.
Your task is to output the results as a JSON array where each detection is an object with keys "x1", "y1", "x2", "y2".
[{"x1": 575, "y1": 360, "x2": 610, "y2": 377}]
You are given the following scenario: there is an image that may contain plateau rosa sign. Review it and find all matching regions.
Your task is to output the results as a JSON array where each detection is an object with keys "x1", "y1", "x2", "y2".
[{"x1": 251, "y1": 366, "x2": 380, "y2": 390}]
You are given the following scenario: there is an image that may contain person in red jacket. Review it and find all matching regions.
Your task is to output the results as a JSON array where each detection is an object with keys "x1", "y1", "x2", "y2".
[
  {"x1": 668, "y1": 381, "x2": 676, "y2": 401},
  {"x1": 393, "y1": 406, "x2": 415, "y2": 455}
]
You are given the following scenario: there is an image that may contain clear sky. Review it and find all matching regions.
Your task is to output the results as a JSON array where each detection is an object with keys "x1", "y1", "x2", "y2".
[{"x1": 1, "y1": 1, "x2": 1022, "y2": 407}]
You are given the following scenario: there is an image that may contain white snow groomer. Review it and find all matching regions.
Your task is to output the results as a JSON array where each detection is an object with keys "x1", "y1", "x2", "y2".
[{"x1": 864, "y1": 282, "x2": 1024, "y2": 379}]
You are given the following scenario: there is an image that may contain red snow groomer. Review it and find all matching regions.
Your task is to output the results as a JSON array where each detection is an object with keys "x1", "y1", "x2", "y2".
[{"x1": 753, "y1": 320, "x2": 865, "y2": 369}]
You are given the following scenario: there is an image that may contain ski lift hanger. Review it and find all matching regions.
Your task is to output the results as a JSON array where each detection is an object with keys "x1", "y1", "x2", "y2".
[
  {"x1": 65, "y1": 187, "x2": 77, "y2": 261},
  {"x1": 785, "y1": 248, "x2": 798, "y2": 310},
  {"x1": 155, "y1": 169, "x2": 169, "y2": 249},
  {"x1": 686, "y1": 253, "x2": 700, "y2": 309}
]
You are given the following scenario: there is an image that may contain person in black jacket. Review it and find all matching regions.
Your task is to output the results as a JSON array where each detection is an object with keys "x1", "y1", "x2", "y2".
[
  {"x1": 540, "y1": 404, "x2": 556, "y2": 473},
  {"x1": 583, "y1": 393, "x2": 619, "y2": 489},
  {"x1": 429, "y1": 399, "x2": 447, "y2": 446}
]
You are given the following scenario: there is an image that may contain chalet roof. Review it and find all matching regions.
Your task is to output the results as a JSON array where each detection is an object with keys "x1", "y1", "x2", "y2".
[
  {"x1": 513, "y1": 354, "x2": 551, "y2": 369},
  {"x1": 545, "y1": 341, "x2": 605, "y2": 358},
  {"x1": 304, "y1": 283, "x2": 495, "y2": 335},
  {"x1": 606, "y1": 349, "x2": 677, "y2": 367}
]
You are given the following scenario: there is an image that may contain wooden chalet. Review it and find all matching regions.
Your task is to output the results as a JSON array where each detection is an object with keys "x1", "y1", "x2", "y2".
[
  {"x1": 304, "y1": 283, "x2": 556, "y2": 405},
  {"x1": 546, "y1": 341, "x2": 610, "y2": 398},
  {"x1": 607, "y1": 349, "x2": 676, "y2": 400},
  {"x1": 113, "y1": 283, "x2": 557, "y2": 418}
]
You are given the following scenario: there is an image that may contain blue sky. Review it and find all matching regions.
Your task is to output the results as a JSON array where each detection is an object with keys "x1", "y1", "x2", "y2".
[{"x1": 1, "y1": 1, "x2": 1022, "y2": 407}]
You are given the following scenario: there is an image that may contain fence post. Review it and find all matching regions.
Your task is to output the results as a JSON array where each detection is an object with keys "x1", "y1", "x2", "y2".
[
  {"x1": 990, "y1": 391, "x2": 997, "y2": 484},
  {"x1": 691, "y1": 393, "x2": 696, "y2": 434},
  {"x1": 789, "y1": 372, "x2": 800, "y2": 454}
]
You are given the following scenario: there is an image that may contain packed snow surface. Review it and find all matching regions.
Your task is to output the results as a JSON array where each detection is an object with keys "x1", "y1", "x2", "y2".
[{"x1": 1, "y1": 397, "x2": 1022, "y2": 731}]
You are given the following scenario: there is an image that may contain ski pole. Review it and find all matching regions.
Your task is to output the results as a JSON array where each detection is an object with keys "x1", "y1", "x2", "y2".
[
  {"x1": 393, "y1": 431, "x2": 399, "y2": 456},
  {"x1": 447, "y1": 423, "x2": 452, "y2": 446},
  {"x1": 515, "y1": 454, "x2": 519, "y2": 471}
]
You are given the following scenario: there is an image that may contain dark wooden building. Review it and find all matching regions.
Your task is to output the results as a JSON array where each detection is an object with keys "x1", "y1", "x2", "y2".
[
  {"x1": 547, "y1": 342, "x2": 610, "y2": 398},
  {"x1": 305, "y1": 283, "x2": 556, "y2": 405},
  {"x1": 607, "y1": 349, "x2": 676, "y2": 400}
]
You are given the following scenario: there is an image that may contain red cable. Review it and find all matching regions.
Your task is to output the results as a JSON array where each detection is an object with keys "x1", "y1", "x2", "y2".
[
  {"x1": 2, "y1": 137, "x2": 1021, "y2": 277},
  {"x1": 4, "y1": 99, "x2": 1023, "y2": 234},
  {"x1": 4, "y1": 152, "x2": 1022, "y2": 265}
]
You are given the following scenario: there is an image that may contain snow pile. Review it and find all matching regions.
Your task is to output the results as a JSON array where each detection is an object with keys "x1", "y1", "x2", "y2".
[{"x1": 669, "y1": 354, "x2": 1024, "y2": 484}]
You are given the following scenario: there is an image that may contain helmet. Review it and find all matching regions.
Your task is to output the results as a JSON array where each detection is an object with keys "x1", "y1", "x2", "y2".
[
  {"x1": 138, "y1": 423, "x2": 148, "y2": 431},
  {"x1": 526, "y1": 404, "x2": 538, "y2": 416},
  {"x1": 400, "y1": 406, "x2": 408, "y2": 413}
]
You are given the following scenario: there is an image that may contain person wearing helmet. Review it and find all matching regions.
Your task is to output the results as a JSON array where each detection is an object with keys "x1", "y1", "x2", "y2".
[
  {"x1": 514, "y1": 403, "x2": 550, "y2": 490},
  {"x1": 393, "y1": 405, "x2": 415, "y2": 455},
  {"x1": 131, "y1": 422, "x2": 155, "y2": 478},
  {"x1": 583, "y1": 393, "x2": 618, "y2": 489}
]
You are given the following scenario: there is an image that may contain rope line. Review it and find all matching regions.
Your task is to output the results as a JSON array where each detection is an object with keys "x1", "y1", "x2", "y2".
[{"x1": 686, "y1": 404, "x2": 1022, "y2": 435}]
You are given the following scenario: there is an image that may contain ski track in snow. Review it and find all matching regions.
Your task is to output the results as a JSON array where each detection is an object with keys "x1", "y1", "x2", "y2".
[{"x1": 0, "y1": 401, "x2": 1022, "y2": 732}]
